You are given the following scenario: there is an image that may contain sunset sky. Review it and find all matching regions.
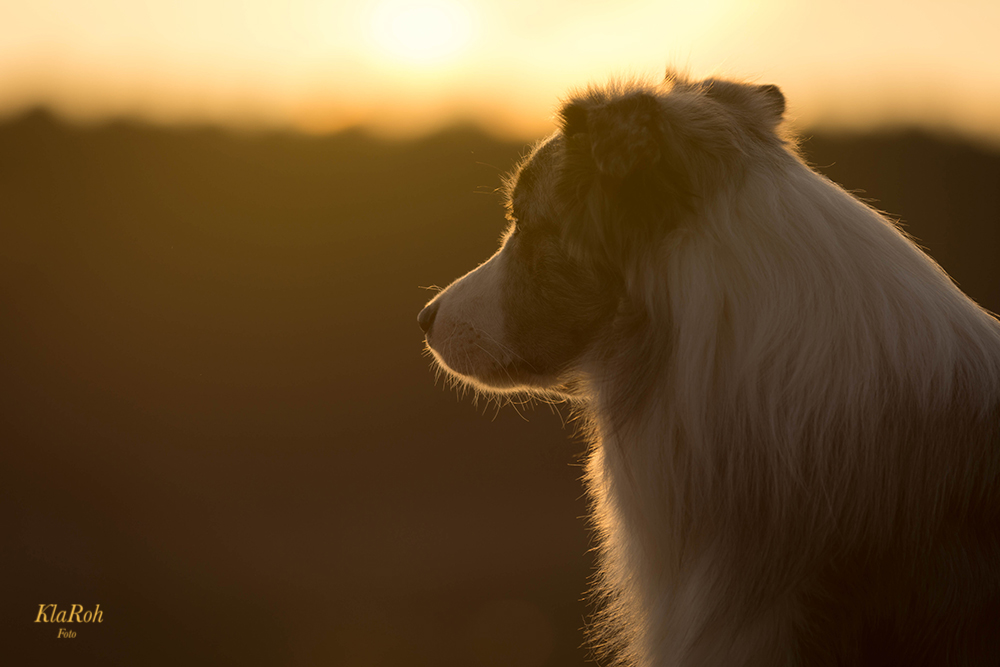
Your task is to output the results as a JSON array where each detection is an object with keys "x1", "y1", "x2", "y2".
[{"x1": 2, "y1": 0, "x2": 999, "y2": 141}]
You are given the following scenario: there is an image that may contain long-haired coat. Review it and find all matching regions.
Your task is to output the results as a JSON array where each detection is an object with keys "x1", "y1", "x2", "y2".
[{"x1": 418, "y1": 73, "x2": 1000, "y2": 667}]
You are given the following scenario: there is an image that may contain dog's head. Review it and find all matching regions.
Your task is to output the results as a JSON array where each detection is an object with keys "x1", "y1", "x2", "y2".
[{"x1": 418, "y1": 75, "x2": 787, "y2": 395}]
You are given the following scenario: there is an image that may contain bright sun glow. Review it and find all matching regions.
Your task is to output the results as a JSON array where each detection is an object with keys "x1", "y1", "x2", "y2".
[
  {"x1": 3, "y1": 1, "x2": 1000, "y2": 142},
  {"x1": 370, "y1": 0, "x2": 472, "y2": 64}
]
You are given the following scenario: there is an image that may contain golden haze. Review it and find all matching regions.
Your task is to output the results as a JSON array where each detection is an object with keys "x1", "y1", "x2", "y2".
[{"x1": 1, "y1": 0, "x2": 999, "y2": 141}]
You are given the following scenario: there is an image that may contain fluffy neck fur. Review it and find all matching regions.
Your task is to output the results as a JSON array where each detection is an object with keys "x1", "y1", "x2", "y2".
[{"x1": 580, "y1": 151, "x2": 1000, "y2": 665}]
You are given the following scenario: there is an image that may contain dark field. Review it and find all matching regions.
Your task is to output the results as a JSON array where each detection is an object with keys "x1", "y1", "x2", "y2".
[{"x1": 1, "y1": 111, "x2": 998, "y2": 665}]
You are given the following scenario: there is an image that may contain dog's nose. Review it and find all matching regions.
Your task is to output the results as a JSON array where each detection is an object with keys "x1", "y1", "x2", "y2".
[{"x1": 417, "y1": 302, "x2": 439, "y2": 334}]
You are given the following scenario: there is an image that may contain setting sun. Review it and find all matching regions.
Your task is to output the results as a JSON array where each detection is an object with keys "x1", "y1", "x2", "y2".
[{"x1": 370, "y1": 0, "x2": 473, "y2": 64}]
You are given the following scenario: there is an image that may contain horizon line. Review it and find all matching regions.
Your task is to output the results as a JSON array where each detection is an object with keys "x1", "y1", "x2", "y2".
[{"x1": 4, "y1": 103, "x2": 1000, "y2": 153}]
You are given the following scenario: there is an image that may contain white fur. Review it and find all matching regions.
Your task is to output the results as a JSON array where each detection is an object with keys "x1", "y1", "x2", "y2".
[
  {"x1": 584, "y1": 160, "x2": 1000, "y2": 666},
  {"x1": 425, "y1": 248, "x2": 509, "y2": 383}
]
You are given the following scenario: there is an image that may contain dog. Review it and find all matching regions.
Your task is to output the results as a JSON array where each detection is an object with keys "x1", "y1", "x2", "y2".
[{"x1": 418, "y1": 73, "x2": 1000, "y2": 666}]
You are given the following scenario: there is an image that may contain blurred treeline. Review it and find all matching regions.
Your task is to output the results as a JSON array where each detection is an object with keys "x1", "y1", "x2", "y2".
[{"x1": 1, "y1": 110, "x2": 997, "y2": 666}]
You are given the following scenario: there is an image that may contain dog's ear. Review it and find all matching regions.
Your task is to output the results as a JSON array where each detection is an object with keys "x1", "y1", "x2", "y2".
[
  {"x1": 702, "y1": 78, "x2": 785, "y2": 125},
  {"x1": 557, "y1": 91, "x2": 690, "y2": 271},
  {"x1": 559, "y1": 93, "x2": 663, "y2": 181},
  {"x1": 757, "y1": 83, "x2": 785, "y2": 119}
]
